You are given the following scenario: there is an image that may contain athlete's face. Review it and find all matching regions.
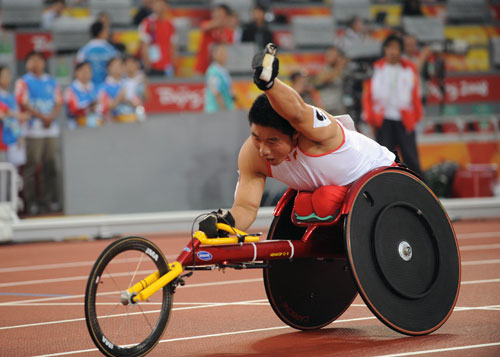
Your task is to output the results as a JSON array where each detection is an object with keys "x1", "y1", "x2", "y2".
[{"x1": 250, "y1": 124, "x2": 297, "y2": 166}]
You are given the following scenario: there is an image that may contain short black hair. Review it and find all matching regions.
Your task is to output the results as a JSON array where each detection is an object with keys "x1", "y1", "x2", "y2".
[
  {"x1": 90, "y1": 21, "x2": 105, "y2": 38},
  {"x1": 74, "y1": 61, "x2": 90, "y2": 72},
  {"x1": 248, "y1": 94, "x2": 296, "y2": 138},
  {"x1": 25, "y1": 51, "x2": 46, "y2": 62},
  {"x1": 215, "y1": 4, "x2": 232, "y2": 15},
  {"x1": 106, "y1": 56, "x2": 122, "y2": 68},
  {"x1": 383, "y1": 33, "x2": 404, "y2": 52}
]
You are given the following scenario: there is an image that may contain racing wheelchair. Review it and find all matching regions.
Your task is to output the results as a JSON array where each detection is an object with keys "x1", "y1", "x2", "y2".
[{"x1": 84, "y1": 165, "x2": 460, "y2": 356}]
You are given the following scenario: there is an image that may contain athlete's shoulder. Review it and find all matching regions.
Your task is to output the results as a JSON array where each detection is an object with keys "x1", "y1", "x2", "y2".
[{"x1": 238, "y1": 137, "x2": 268, "y2": 177}]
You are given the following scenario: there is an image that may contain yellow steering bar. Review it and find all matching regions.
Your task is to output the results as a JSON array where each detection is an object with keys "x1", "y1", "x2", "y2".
[{"x1": 130, "y1": 224, "x2": 258, "y2": 302}]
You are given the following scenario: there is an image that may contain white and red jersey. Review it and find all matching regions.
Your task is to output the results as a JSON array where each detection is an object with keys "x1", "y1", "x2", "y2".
[{"x1": 268, "y1": 119, "x2": 395, "y2": 191}]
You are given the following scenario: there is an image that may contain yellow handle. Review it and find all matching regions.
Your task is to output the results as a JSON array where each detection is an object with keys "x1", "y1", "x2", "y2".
[{"x1": 193, "y1": 224, "x2": 260, "y2": 245}]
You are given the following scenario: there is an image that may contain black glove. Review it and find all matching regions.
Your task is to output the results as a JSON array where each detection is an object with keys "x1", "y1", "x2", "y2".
[
  {"x1": 198, "y1": 209, "x2": 235, "y2": 238},
  {"x1": 252, "y1": 43, "x2": 279, "y2": 91}
]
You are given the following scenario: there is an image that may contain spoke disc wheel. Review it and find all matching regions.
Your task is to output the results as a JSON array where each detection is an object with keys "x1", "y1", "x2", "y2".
[{"x1": 85, "y1": 237, "x2": 173, "y2": 356}]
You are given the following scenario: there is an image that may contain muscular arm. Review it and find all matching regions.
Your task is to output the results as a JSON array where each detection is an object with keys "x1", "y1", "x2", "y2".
[
  {"x1": 229, "y1": 139, "x2": 267, "y2": 231},
  {"x1": 265, "y1": 79, "x2": 339, "y2": 144}
]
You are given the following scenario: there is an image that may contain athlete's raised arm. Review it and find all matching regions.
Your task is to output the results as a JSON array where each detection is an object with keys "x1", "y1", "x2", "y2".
[{"x1": 252, "y1": 44, "x2": 340, "y2": 144}]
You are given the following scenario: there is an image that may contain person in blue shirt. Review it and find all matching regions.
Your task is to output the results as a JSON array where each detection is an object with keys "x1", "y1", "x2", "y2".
[
  {"x1": 97, "y1": 57, "x2": 138, "y2": 122},
  {"x1": 76, "y1": 21, "x2": 119, "y2": 88},
  {"x1": 0, "y1": 65, "x2": 28, "y2": 165},
  {"x1": 204, "y1": 43, "x2": 235, "y2": 113},
  {"x1": 64, "y1": 61, "x2": 102, "y2": 129},
  {"x1": 14, "y1": 51, "x2": 63, "y2": 215}
]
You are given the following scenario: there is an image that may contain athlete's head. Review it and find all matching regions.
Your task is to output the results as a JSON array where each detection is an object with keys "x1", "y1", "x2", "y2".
[{"x1": 248, "y1": 94, "x2": 298, "y2": 165}]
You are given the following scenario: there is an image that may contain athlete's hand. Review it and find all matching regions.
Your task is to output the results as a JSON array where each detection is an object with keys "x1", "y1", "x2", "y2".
[
  {"x1": 198, "y1": 209, "x2": 235, "y2": 238},
  {"x1": 252, "y1": 43, "x2": 279, "y2": 91}
]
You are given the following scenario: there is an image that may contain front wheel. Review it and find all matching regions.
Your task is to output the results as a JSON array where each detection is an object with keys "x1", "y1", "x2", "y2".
[{"x1": 84, "y1": 236, "x2": 173, "y2": 356}]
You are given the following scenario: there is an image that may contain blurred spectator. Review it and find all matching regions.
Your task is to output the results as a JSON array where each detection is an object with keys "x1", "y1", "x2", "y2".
[
  {"x1": 404, "y1": 34, "x2": 432, "y2": 103},
  {"x1": 290, "y1": 70, "x2": 323, "y2": 108},
  {"x1": 230, "y1": 11, "x2": 242, "y2": 43},
  {"x1": 42, "y1": 0, "x2": 66, "y2": 30},
  {"x1": 76, "y1": 21, "x2": 119, "y2": 88},
  {"x1": 241, "y1": 4, "x2": 273, "y2": 49},
  {"x1": 15, "y1": 52, "x2": 63, "y2": 215},
  {"x1": 314, "y1": 46, "x2": 348, "y2": 115},
  {"x1": 97, "y1": 57, "x2": 138, "y2": 122},
  {"x1": 64, "y1": 61, "x2": 102, "y2": 129},
  {"x1": 133, "y1": 0, "x2": 154, "y2": 26},
  {"x1": 138, "y1": 0, "x2": 177, "y2": 77},
  {"x1": 204, "y1": 44, "x2": 234, "y2": 113},
  {"x1": 194, "y1": 4, "x2": 235, "y2": 75},
  {"x1": 123, "y1": 55, "x2": 148, "y2": 121},
  {"x1": 0, "y1": 65, "x2": 27, "y2": 166},
  {"x1": 97, "y1": 11, "x2": 127, "y2": 53},
  {"x1": 402, "y1": 0, "x2": 424, "y2": 16},
  {"x1": 362, "y1": 34, "x2": 423, "y2": 176}
]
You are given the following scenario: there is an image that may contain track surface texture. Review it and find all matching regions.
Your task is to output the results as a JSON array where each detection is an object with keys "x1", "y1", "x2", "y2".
[{"x1": 0, "y1": 218, "x2": 499, "y2": 357}]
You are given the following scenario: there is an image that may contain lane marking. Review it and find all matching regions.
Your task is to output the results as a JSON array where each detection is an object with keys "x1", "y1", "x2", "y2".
[
  {"x1": 1, "y1": 252, "x2": 498, "y2": 289},
  {"x1": 0, "y1": 292, "x2": 72, "y2": 298},
  {"x1": 374, "y1": 342, "x2": 500, "y2": 357},
  {"x1": 2, "y1": 275, "x2": 500, "y2": 306},
  {"x1": 0, "y1": 230, "x2": 496, "y2": 274},
  {"x1": 0, "y1": 254, "x2": 179, "y2": 274},
  {"x1": 462, "y1": 259, "x2": 500, "y2": 266},
  {"x1": 31, "y1": 317, "x2": 377, "y2": 357},
  {"x1": 0, "y1": 299, "x2": 273, "y2": 331},
  {"x1": 460, "y1": 243, "x2": 500, "y2": 251},
  {"x1": 0, "y1": 270, "x2": 156, "y2": 288},
  {"x1": 461, "y1": 278, "x2": 500, "y2": 285},
  {"x1": 457, "y1": 231, "x2": 500, "y2": 239},
  {"x1": 3, "y1": 298, "x2": 499, "y2": 331}
]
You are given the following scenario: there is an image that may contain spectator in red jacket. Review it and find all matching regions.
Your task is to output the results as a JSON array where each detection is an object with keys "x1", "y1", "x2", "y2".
[
  {"x1": 139, "y1": 0, "x2": 177, "y2": 77},
  {"x1": 362, "y1": 34, "x2": 423, "y2": 176},
  {"x1": 194, "y1": 4, "x2": 234, "y2": 75}
]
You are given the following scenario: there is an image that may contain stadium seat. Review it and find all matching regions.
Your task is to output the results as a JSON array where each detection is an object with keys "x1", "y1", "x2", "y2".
[
  {"x1": 0, "y1": 0, "x2": 43, "y2": 28},
  {"x1": 291, "y1": 16, "x2": 336, "y2": 49},
  {"x1": 225, "y1": 43, "x2": 256, "y2": 75},
  {"x1": 402, "y1": 16, "x2": 445, "y2": 44},
  {"x1": 212, "y1": 0, "x2": 254, "y2": 24},
  {"x1": 343, "y1": 39, "x2": 381, "y2": 60},
  {"x1": 89, "y1": 0, "x2": 133, "y2": 27},
  {"x1": 446, "y1": 0, "x2": 491, "y2": 24},
  {"x1": 332, "y1": 0, "x2": 372, "y2": 24},
  {"x1": 51, "y1": 17, "x2": 93, "y2": 53}
]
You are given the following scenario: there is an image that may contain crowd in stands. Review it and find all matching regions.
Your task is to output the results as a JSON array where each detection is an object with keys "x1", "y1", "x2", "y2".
[{"x1": 0, "y1": 0, "x2": 498, "y2": 215}]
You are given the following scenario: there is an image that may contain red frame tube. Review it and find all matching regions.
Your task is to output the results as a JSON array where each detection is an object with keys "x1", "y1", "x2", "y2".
[{"x1": 176, "y1": 238, "x2": 344, "y2": 266}]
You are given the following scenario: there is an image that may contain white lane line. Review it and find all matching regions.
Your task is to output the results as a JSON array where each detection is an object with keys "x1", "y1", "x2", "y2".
[
  {"x1": 457, "y1": 231, "x2": 500, "y2": 239},
  {"x1": 1, "y1": 300, "x2": 271, "y2": 307},
  {"x1": 3, "y1": 297, "x2": 499, "y2": 332},
  {"x1": 373, "y1": 342, "x2": 500, "y2": 357},
  {"x1": 0, "y1": 270, "x2": 155, "y2": 288},
  {"x1": 0, "y1": 255, "x2": 178, "y2": 274},
  {"x1": 462, "y1": 259, "x2": 500, "y2": 266},
  {"x1": 0, "y1": 278, "x2": 264, "y2": 306},
  {"x1": 460, "y1": 243, "x2": 500, "y2": 251},
  {"x1": 461, "y1": 278, "x2": 500, "y2": 285},
  {"x1": 32, "y1": 316, "x2": 377, "y2": 357},
  {"x1": 0, "y1": 230, "x2": 496, "y2": 274},
  {"x1": 0, "y1": 298, "x2": 269, "y2": 330},
  {"x1": 1, "y1": 275, "x2": 499, "y2": 307}
]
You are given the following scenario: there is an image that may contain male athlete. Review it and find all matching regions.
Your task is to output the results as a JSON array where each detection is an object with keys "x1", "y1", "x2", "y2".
[{"x1": 199, "y1": 44, "x2": 395, "y2": 237}]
